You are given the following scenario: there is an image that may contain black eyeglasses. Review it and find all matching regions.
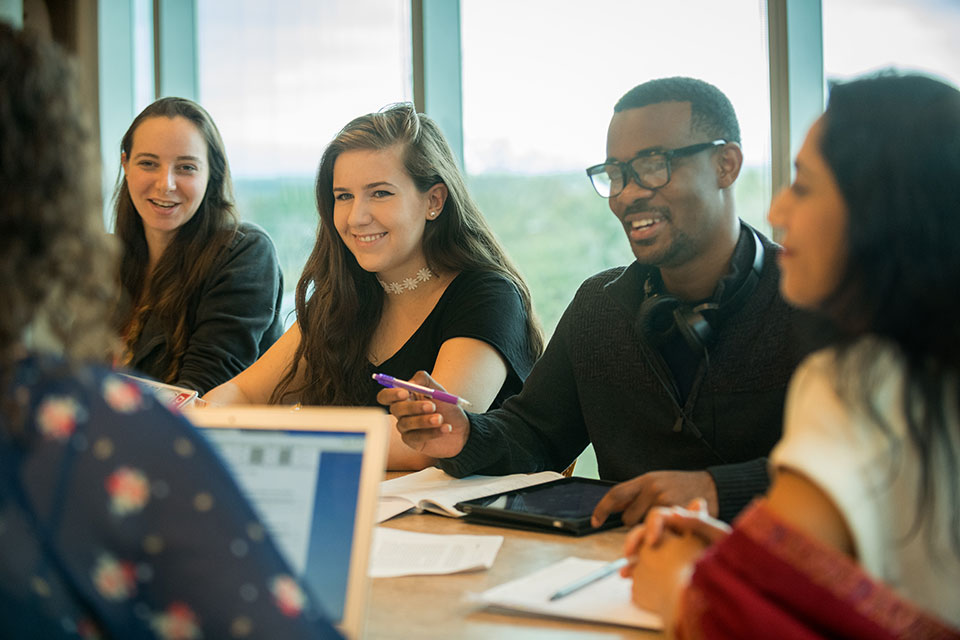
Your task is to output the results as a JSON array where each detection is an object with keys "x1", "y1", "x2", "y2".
[{"x1": 585, "y1": 140, "x2": 727, "y2": 198}]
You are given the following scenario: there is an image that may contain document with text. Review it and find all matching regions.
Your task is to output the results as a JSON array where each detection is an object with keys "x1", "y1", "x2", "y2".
[{"x1": 369, "y1": 527, "x2": 503, "y2": 578}]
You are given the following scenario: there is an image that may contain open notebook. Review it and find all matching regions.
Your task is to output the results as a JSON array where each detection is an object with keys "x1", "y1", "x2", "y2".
[{"x1": 185, "y1": 406, "x2": 389, "y2": 639}]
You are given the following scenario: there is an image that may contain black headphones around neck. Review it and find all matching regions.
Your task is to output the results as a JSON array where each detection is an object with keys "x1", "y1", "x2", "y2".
[{"x1": 636, "y1": 226, "x2": 764, "y2": 355}]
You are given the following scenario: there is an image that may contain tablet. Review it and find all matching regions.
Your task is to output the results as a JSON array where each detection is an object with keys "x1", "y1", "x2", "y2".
[{"x1": 454, "y1": 477, "x2": 623, "y2": 536}]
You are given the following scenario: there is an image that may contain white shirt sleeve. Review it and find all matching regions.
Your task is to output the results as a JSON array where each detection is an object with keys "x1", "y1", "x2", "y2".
[{"x1": 770, "y1": 348, "x2": 899, "y2": 578}]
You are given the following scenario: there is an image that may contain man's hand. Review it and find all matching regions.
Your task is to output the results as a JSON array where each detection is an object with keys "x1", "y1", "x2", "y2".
[
  {"x1": 377, "y1": 371, "x2": 470, "y2": 459},
  {"x1": 591, "y1": 470, "x2": 719, "y2": 527}
]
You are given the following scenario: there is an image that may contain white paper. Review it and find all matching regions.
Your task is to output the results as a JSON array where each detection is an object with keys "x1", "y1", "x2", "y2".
[
  {"x1": 377, "y1": 467, "x2": 564, "y2": 521},
  {"x1": 376, "y1": 496, "x2": 416, "y2": 523},
  {"x1": 479, "y1": 556, "x2": 662, "y2": 630},
  {"x1": 369, "y1": 527, "x2": 504, "y2": 578}
]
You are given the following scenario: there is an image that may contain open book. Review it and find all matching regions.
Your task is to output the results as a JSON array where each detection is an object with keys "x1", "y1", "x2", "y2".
[
  {"x1": 121, "y1": 373, "x2": 199, "y2": 410},
  {"x1": 378, "y1": 467, "x2": 564, "y2": 522}
]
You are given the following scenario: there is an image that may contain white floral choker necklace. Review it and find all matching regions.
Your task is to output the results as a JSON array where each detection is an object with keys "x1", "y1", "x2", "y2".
[{"x1": 377, "y1": 267, "x2": 436, "y2": 295}]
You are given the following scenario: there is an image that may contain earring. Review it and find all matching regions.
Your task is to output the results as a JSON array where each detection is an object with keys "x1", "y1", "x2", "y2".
[{"x1": 428, "y1": 211, "x2": 438, "y2": 218}]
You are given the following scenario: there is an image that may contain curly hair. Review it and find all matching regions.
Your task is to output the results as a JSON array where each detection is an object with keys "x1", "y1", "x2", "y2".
[
  {"x1": 272, "y1": 103, "x2": 543, "y2": 404},
  {"x1": 112, "y1": 97, "x2": 239, "y2": 383},
  {"x1": 0, "y1": 24, "x2": 118, "y2": 373}
]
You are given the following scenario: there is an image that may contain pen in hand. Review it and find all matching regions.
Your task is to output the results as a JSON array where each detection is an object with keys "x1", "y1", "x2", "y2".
[
  {"x1": 372, "y1": 373, "x2": 472, "y2": 408},
  {"x1": 548, "y1": 557, "x2": 629, "y2": 601}
]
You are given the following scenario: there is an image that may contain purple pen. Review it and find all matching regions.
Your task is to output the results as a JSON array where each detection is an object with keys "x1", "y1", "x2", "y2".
[{"x1": 372, "y1": 373, "x2": 472, "y2": 408}]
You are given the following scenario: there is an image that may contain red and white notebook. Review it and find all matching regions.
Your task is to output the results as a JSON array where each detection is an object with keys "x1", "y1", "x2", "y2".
[{"x1": 121, "y1": 374, "x2": 199, "y2": 409}]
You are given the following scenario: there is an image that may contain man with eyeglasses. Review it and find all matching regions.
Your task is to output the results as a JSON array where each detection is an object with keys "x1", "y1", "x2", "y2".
[{"x1": 380, "y1": 77, "x2": 813, "y2": 526}]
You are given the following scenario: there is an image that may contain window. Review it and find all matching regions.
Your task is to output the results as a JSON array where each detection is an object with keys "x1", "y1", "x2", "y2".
[
  {"x1": 823, "y1": 0, "x2": 960, "y2": 87},
  {"x1": 195, "y1": 0, "x2": 413, "y2": 319},
  {"x1": 460, "y1": 0, "x2": 772, "y2": 334}
]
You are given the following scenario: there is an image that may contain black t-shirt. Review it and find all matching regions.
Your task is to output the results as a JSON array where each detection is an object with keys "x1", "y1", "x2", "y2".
[{"x1": 362, "y1": 270, "x2": 536, "y2": 408}]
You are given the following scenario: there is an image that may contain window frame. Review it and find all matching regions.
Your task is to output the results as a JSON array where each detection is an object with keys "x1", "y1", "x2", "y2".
[{"x1": 100, "y1": 0, "x2": 826, "y2": 217}]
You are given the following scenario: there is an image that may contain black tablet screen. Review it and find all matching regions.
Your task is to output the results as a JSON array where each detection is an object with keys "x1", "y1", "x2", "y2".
[{"x1": 465, "y1": 479, "x2": 611, "y2": 519}]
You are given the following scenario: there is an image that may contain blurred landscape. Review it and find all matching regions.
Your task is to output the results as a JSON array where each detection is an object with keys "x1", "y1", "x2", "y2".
[{"x1": 236, "y1": 166, "x2": 768, "y2": 336}]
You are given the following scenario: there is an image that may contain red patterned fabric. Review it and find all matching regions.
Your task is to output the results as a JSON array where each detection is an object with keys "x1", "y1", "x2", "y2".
[{"x1": 677, "y1": 501, "x2": 960, "y2": 640}]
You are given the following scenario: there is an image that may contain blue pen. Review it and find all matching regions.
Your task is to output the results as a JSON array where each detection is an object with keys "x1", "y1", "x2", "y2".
[
  {"x1": 548, "y1": 557, "x2": 629, "y2": 601},
  {"x1": 372, "y1": 373, "x2": 472, "y2": 408}
]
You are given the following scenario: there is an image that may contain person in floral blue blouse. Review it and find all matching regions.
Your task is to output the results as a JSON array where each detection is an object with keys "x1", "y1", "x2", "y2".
[{"x1": 0, "y1": 23, "x2": 340, "y2": 640}]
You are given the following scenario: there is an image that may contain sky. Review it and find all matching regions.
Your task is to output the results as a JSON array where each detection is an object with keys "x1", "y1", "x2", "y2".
[{"x1": 189, "y1": 0, "x2": 960, "y2": 179}]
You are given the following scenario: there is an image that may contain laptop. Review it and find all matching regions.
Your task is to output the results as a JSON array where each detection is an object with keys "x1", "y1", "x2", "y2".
[{"x1": 184, "y1": 406, "x2": 390, "y2": 639}]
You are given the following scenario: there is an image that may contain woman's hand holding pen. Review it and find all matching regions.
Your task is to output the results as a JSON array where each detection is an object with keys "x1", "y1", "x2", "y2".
[{"x1": 376, "y1": 371, "x2": 470, "y2": 459}]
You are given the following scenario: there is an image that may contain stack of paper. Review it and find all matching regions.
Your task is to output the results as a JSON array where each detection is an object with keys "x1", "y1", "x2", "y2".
[
  {"x1": 479, "y1": 557, "x2": 662, "y2": 630},
  {"x1": 377, "y1": 467, "x2": 563, "y2": 522}
]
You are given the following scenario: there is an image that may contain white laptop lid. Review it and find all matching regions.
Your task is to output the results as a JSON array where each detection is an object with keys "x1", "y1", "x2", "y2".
[{"x1": 185, "y1": 406, "x2": 389, "y2": 639}]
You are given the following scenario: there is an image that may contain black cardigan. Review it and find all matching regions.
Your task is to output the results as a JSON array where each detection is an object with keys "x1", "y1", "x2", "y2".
[
  {"x1": 126, "y1": 222, "x2": 284, "y2": 394},
  {"x1": 437, "y1": 225, "x2": 819, "y2": 522}
]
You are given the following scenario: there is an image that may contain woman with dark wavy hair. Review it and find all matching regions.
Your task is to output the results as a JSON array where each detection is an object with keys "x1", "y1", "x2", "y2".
[
  {"x1": 114, "y1": 97, "x2": 283, "y2": 394},
  {"x1": 206, "y1": 103, "x2": 543, "y2": 468},
  {"x1": 0, "y1": 23, "x2": 339, "y2": 638},
  {"x1": 621, "y1": 73, "x2": 960, "y2": 637}
]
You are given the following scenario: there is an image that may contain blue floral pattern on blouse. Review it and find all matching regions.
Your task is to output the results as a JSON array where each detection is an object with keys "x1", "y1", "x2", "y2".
[{"x1": 0, "y1": 356, "x2": 342, "y2": 639}]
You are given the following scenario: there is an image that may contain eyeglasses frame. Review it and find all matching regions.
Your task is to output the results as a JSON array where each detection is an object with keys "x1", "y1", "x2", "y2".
[{"x1": 585, "y1": 139, "x2": 728, "y2": 198}]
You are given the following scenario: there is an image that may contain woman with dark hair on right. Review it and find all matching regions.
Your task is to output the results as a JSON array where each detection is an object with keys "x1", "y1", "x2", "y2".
[
  {"x1": 0, "y1": 23, "x2": 338, "y2": 639},
  {"x1": 621, "y1": 73, "x2": 960, "y2": 638}
]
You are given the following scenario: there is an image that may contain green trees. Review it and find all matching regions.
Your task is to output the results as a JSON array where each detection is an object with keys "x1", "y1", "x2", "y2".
[{"x1": 234, "y1": 166, "x2": 768, "y2": 336}]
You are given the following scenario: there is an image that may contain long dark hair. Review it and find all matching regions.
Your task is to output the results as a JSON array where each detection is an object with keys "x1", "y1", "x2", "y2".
[
  {"x1": 1, "y1": 24, "x2": 118, "y2": 428},
  {"x1": 272, "y1": 103, "x2": 543, "y2": 404},
  {"x1": 113, "y1": 97, "x2": 238, "y2": 383},
  {"x1": 819, "y1": 72, "x2": 960, "y2": 554}
]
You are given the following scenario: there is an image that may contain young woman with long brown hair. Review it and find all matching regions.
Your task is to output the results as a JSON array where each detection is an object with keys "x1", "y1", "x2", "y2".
[
  {"x1": 205, "y1": 103, "x2": 543, "y2": 468},
  {"x1": 114, "y1": 97, "x2": 284, "y2": 394}
]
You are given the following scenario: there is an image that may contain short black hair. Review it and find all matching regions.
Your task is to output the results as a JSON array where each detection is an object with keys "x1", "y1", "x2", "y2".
[{"x1": 615, "y1": 77, "x2": 741, "y2": 144}]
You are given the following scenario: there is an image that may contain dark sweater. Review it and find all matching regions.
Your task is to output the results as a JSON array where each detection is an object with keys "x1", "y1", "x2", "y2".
[
  {"x1": 437, "y1": 225, "x2": 817, "y2": 522},
  {"x1": 126, "y1": 222, "x2": 284, "y2": 394}
]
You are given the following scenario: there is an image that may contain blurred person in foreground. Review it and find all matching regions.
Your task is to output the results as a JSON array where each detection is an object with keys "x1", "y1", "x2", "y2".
[
  {"x1": 0, "y1": 22, "x2": 340, "y2": 639},
  {"x1": 623, "y1": 73, "x2": 960, "y2": 637}
]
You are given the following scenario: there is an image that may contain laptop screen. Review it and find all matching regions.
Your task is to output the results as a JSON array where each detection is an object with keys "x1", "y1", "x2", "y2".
[{"x1": 186, "y1": 407, "x2": 389, "y2": 639}]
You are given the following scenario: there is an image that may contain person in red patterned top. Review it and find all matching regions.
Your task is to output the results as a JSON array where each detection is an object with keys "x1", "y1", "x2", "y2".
[{"x1": 0, "y1": 22, "x2": 340, "y2": 640}]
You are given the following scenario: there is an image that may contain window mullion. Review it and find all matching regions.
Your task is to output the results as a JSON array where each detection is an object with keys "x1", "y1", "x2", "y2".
[
  {"x1": 767, "y1": 0, "x2": 825, "y2": 197},
  {"x1": 412, "y1": 0, "x2": 464, "y2": 169}
]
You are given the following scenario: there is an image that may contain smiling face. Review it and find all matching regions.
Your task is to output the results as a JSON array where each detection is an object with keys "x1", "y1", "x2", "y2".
[
  {"x1": 332, "y1": 145, "x2": 444, "y2": 282},
  {"x1": 606, "y1": 102, "x2": 731, "y2": 269},
  {"x1": 767, "y1": 117, "x2": 849, "y2": 308},
  {"x1": 121, "y1": 116, "x2": 209, "y2": 251}
]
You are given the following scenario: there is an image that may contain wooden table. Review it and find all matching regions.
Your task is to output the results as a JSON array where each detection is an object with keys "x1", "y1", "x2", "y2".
[{"x1": 364, "y1": 510, "x2": 663, "y2": 639}]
